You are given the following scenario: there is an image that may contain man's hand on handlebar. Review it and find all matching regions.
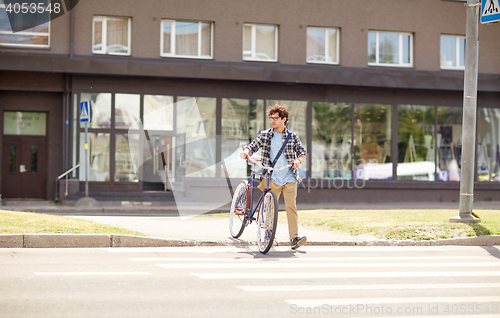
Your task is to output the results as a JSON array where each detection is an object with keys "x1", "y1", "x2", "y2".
[{"x1": 240, "y1": 149, "x2": 250, "y2": 160}]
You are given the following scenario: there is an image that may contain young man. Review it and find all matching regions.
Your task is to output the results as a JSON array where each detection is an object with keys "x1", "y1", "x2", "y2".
[{"x1": 240, "y1": 103, "x2": 307, "y2": 250}]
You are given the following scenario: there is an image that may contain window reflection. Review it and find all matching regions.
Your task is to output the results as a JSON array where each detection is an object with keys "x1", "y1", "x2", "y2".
[
  {"x1": 354, "y1": 104, "x2": 392, "y2": 180},
  {"x1": 115, "y1": 94, "x2": 140, "y2": 129},
  {"x1": 80, "y1": 132, "x2": 110, "y2": 181},
  {"x1": 312, "y1": 102, "x2": 351, "y2": 179},
  {"x1": 143, "y1": 95, "x2": 174, "y2": 131},
  {"x1": 222, "y1": 98, "x2": 264, "y2": 178},
  {"x1": 397, "y1": 105, "x2": 436, "y2": 181},
  {"x1": 437, "y1": 106, "x2": 462, "y2": 181},
  {"x1": 477, "y1": 108, "x2": 500, "y2": 182},
  {"x1": 177, "y1": 97, "x2": 216, "y2": 178},
  {"x1": 115, "y1": 133, "x2": 139, "y2": 182}
]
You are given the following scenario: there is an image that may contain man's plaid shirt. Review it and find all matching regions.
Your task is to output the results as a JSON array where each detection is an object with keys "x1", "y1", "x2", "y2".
[{"x1": 244, "y1": 127, "x2": 307, "y2": 183}]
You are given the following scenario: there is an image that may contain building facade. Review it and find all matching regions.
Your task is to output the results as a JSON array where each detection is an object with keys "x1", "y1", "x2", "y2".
[{"x1": 0, "y1": 0, "x2": 499, "y2": 204}]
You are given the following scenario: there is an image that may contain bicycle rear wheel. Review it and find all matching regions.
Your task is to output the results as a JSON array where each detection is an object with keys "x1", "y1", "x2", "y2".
[
  {"x1": 257, "y1": 190, "x2": 278, "y2": 254},
  {"x1": 229, "y1": 180, "x2": 248, "y2": 238}
]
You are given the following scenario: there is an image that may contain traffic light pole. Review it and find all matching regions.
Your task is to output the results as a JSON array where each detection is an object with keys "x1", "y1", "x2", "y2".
[{"x1": 450, "y1": 0, "x2": 481, "y2": 224}]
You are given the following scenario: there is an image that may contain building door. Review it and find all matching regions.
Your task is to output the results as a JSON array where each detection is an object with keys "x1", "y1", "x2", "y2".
[
  {"x1": 2, "y1": 136, "x2": 47, "y2": 198},
  {"x1": 142, "y1": 133, "x2": 173, "y2": 191},
  {"x1": 2, "y1": 111, "x2": 48, "y2": 199},
  {"x1": 140, "y1": 132, "x2": 185, "y2": 192}
]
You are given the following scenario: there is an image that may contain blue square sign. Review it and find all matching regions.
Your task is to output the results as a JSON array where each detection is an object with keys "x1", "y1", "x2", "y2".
[
  {"x1": 80, "y1": 100, "x2": 92, "y2": 123},
  {"x1": 481, "y1": 0, "x2": 500, "y2": 24}
]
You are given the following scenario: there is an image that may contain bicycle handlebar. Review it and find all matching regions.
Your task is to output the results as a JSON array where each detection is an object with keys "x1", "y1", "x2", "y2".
[{"x1": 247, "y1": 156, "x2": 292, "y2": 171}]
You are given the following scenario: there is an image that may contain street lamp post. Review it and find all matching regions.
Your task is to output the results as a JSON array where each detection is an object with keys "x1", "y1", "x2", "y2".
[{"x1": 450, "y1": 0, "x2": 481, "y2": 224}]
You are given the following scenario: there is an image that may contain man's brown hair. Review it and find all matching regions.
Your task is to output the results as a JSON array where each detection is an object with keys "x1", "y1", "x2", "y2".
[{"x1": 268, "y1": 103, "x2": 289, "y2": 125}]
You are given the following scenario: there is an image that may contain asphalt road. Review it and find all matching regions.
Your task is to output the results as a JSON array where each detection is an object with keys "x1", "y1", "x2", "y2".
[{"x1": 1, "y1": 245, "x2": 499, "y2": 318}]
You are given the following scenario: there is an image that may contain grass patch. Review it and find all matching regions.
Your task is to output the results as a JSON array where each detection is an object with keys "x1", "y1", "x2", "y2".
[
  {"x1": 201, "y1": 209, "x2": 500, "y2": 240},
  {"x1": 295, "y1": 209, "x2": 500, "y2": 240},
  {"x1": 0, "y1": 210, "x2": 146, "y2": 236}
]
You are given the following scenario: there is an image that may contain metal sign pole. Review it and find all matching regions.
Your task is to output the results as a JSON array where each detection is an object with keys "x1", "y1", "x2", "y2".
[
  {"x1": 451, "y1": 0, "x2": 481, "y2": 224},
  {"x1": 74, "y1": 100, "x2": 97, "y2": 208},
  {"x1": 85, "y1": 122, "x2": 89, "y2": 198}
]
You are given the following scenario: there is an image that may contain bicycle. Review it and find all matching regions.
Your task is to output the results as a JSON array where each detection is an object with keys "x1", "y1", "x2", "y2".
[{"x1": 229, "y1": 156, "x2": 291, "y2": 254}]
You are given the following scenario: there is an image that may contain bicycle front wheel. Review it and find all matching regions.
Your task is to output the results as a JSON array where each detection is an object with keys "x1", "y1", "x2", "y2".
[
  {"x1": 229, "y1": 180, "x2": 248, "y2": 238},
  {"x1": 257, "y1": 190, "x2": 278, "y2": 254}
]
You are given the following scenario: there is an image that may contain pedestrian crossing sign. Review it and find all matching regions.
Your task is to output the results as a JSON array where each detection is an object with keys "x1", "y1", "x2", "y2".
[
  {"x1": 481, "y1": 0, "x2": 500, "y2": 24},
  {"x1": 80, "y1": 100, "x2": 92, "y2": 123}
]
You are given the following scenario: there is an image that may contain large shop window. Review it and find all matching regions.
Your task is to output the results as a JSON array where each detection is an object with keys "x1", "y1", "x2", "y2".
[
  {"x1": 79, "y1": 132, "x2": 110, "y2": 182},
  {"x1": 78, "y1": 93, "x2": 141, "y2": 183},
  {"x1": 177, "y1": 97, "x2": 216, "y2": 178},
  {"x1": 397, "y1": 105, "x2": 436, "y2": 181},
  {"x1": 0, "y1": 0, "x2": 50, "y2": 47},
  {"x1": 354, "y1": 104, "x2": 392, "y2": 180},
  {"x1": 396, "y1": 105, "x2": 462, "y2": 182},
  {"x1": 266, "y1": 100, "x2": 307, "y2": 178},
  {"x1": 93, "y1": 16, "x2": 131, "y2": 55},
  {"x1": 243, "y1": 24, "x2": 278, "y2": 62},
  {"x1": 368, "y1": 31, "x2": 412, "y2": 67},
  {"x1": 306, "y1": 27, "x2": 339, "y2": 65},
  {"x1": 477, "y1": 108, "x2": 500, "y2": 182},
  {"x1": 440, "y1": 35, "x2": 465, "y2": 70},
  {"x1": 161, "y1": 20, "x2": 213, "y2": 59},
  {"x1": 222, "y1": 98, "x2": 264, "y2": 179},
  {"x1": 311, "y1": 102, "x2": 351, "y2": 179}
]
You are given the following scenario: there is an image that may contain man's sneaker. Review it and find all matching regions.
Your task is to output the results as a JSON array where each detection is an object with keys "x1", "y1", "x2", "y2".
[{"x1": 291, "y1": 236, "x2": 307, "y2": 250}]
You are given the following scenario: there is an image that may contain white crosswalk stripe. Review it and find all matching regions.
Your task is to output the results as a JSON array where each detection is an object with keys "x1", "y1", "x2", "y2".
[
  {"x1": 106, "y1": 246, "x2": 446, "y2": 253},
  {"x1": 194, "y1": 271, "x2": 500, "y2": 279},
  {"x1": 130, "y1": 256, "x2": 488, "y2": 262},
  {"x1": 159, "y1": 261, "x2": 500, "y2": 269},
  {"x1": 238, "y1": 283, "x2": 500, "y2": 292},
  {"x1": 286, "y1": 296, "x2": 500, "y2": 307}
]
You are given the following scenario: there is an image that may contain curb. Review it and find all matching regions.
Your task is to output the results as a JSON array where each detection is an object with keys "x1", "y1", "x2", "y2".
[{"x1": 1, "y1": 234, "x2": 499, "y2": 248}]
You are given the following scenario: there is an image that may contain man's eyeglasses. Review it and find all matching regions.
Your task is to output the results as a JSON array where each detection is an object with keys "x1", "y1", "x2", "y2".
[{"x1": 269, "y1": 116, "x2": 281, "y2": 121}]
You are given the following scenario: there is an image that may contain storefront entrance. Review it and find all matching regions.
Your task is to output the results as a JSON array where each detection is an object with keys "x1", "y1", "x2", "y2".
[
  {"x1": 2, "y1": 136, "x2": 47, "y2": 198},
  {"x1": 2, "y1": 111, "x2": 48, "y2": 199},
  {"x1": 141, "y1": 132, "x2": 185, "y2": 191}
]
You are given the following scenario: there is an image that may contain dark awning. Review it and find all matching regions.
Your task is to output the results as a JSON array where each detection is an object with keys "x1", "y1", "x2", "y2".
[{"x1": 1, "y1": 52, "x2": 499, "y2": 92}]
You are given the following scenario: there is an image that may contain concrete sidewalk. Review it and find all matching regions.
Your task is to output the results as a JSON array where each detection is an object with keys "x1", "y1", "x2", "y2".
[{"x1": 1, "y1": 199, "x2": 499, "y2": 248}]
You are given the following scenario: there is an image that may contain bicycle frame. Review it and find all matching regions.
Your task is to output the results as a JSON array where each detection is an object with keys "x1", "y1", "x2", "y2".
[{"x1": 236, "y1": 157, "x2": 290, "y2": 224}]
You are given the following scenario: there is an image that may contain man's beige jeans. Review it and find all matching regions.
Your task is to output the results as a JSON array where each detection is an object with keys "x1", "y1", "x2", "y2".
[{"x1": 258, "y1": 178, "x2": 298, "y2": 241}]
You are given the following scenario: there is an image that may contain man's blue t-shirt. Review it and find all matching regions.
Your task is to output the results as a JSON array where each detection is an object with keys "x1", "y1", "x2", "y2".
[{"x1": 270, "y1": 131, "x2": 296, "y2": 186}]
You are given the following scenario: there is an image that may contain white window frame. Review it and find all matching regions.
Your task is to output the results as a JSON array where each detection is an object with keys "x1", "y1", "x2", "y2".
[
  {"x1": 440, "y1": 34, "x2": 465, "y2": 70},
  {"x1": 368, "y1": 30, "x2": 413, "y2": 68},
  {"x1": 160, "y1": 20, "x2": 213, "y2": 59},
  {"x1": 306, "y1": 26, "x2": 340, "y2": 65},
  {"x1": 243, "y1": 23, "x2": 278, "y2": 62},
  {"x1": 92, "y1": 16, "x2": 131, "y2": 56},
  {"x1": 0, "y1": 2, "x2": 50, "y2": 48}
]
